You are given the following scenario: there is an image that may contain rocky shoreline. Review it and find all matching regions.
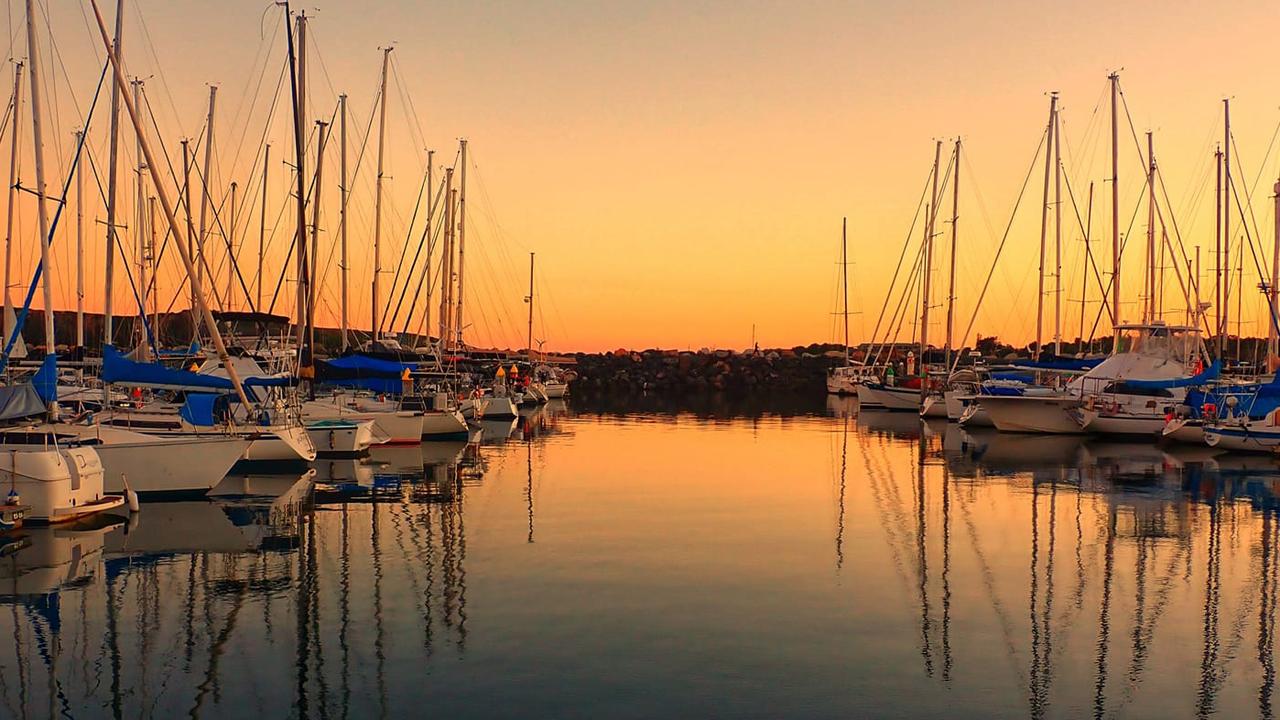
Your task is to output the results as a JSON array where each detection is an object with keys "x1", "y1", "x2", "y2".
[{"x1": 567, "y1": 347, "x2": 843, "y2": 397}]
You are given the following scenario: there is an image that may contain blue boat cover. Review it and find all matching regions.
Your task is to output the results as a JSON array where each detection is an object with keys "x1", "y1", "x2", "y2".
[
  {"x1": 990, "y1": 371, "x2": 1035, "y2": 383},
  {"x1": 155, "y1": 340, "x2": 201, "y2": 358},
  {"x1": 317, "y1": 354, "x2": 415, "y2": 394},
  {"x1": 31, "y1": 353, "x2": 57, "y2": 403},
  {"x1": 325, "y1": 354, "x2": 417, "y2": 374},
  {"x1": 978, "y1": 383, "x2": 1026, "y2": 396},
  {"x1": 102, "y1": 345, "x2": 235, "y2": 391},
  {"x1": 1123, "y1": 360, "x2": 1222, "y2": 389},
  {"x1": 180, "y1": 393, "x2": 221, "y2": 426}
]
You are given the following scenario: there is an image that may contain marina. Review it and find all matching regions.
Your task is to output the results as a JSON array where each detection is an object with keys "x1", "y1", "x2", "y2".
[{"x1": 2, "y1": 0, "x2": 1280, "y2": 716}]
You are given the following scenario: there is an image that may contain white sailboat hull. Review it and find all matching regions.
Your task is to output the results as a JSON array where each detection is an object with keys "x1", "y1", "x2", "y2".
[
  {"x1": 57, "y1": 425, "x2": 251, "y2": 497},
  {"x1": 302, "y1": 400, "x2": 423, "y2": 445},
  {"x1": 422, "y1": 410, "x2": 469, "y2": 440},
  {"x1": 1162, "y1": 417, "x2": 1205, "y2": 445},
  {"x1": 920, "y1": 395, "x2": 948, "y2": 418},
  {"x1": 483, "y1": 396, "x2": 519, "y2": 419},
  {"x1": 977, "y1": 395, "x2": 1084, "y2": 434},
  {"x1": 862, "y1": 384, "x2": 920, "y2": 412},
  {"x1": 943, "y1": 391, "x2": 966, "y2": 421},
  {"x1": 1204, "y1": 420, "x2": 1280, "y2": 453},
  {"x1": 1074, "y1": 408, "x2": 1167, "y2": 438},
  {"x1": 243, "y1": 424, "x2": 318, "y2": 462},
  {"x1": 854, "y1": 383, "x2": 885, "y2": 408},
  {"x1": 307, "y1": 420, "x2": 378, "y2": 457}
]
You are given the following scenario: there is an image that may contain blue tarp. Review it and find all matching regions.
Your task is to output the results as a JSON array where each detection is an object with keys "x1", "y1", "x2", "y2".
[
  {"x1": 31, "y1": 353, "x2": 57, "y2": 404},
  {"x1": 1123, "y1": 360, "x2": 1222, "y2": 390},
  {"x1": 101, "y1": 345, "x2": 234, "y2": 392}
]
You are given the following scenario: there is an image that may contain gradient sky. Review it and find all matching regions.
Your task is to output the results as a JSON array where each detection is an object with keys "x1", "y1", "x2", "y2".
[{"x1": 5, "y1": 0, "x2": 1280, "y2": 352}]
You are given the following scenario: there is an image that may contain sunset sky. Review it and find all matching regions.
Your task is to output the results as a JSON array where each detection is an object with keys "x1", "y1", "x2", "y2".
[{"x1": 6, "y1": 0, "x2": 1280, "y2": 352}]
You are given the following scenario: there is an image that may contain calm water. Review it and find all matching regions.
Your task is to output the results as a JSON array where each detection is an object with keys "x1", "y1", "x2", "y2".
[{"x1": 2, "y1": 396, "x2": 1280, "y2": 718}]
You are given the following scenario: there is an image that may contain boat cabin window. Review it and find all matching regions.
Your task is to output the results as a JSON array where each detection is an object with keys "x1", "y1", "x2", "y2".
[{"x1": 1103, "y1": 381, "x2": 1174, "y2": 398}]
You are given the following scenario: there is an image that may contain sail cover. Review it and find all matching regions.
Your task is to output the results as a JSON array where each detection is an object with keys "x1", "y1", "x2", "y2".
[
  {"x1": 102, "y1": 345, "x2": 235, "y2": 392},
  {"x1": 316, "y1": 354, "x2": 415, "y2": 394},
  {"x1": 31, "y1": 353, "x2": 57, "y2": 403},
  {"x1": 0, "y1": 384, "x2": 46, "y2": 421}
]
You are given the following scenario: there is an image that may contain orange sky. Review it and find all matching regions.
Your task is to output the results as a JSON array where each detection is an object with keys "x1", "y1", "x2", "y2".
[{"x1": 5, "y1": 0, "x2": 1280, "y2": 352}]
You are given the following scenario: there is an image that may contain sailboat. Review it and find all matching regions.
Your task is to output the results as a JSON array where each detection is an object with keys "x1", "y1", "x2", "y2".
[{"x1": 827, "y1": 218, "x2": 859, "y2": 396}]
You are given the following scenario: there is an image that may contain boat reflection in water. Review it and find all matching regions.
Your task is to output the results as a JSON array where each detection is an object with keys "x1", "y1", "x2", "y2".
[
  {"x1": 12, "y1": 396, "x2": 1280, "y2": 716},
  {"x1": 833, "y1": 411, "x2": 1280, "y2": 719},
  {"x1": 0, "y1": 432, "x2": 475, "y2": 718}
]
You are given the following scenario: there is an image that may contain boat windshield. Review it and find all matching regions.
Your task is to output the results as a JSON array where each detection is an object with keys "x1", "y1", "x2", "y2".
[{"x1": 1113, "y1": 326, "x2": 1194, "y2": 365}]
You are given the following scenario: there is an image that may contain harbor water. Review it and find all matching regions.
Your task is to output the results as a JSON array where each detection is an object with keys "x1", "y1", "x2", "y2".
[{"x1": 1, "y1": 395, "x2": 1278, "y2": 718}]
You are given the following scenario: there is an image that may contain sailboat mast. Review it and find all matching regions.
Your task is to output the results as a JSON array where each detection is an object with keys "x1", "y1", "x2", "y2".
[
  {"x1": 198, "y1": 85, "x2": 217, "y2": 311},
  {"x1": 527, "y1": 252, "x2": 535, "y2": 360},
  {"x1": 74, "y1": 130, "x2": 85, "y2": 348},
  {"x1": 227, "y1": 181, "x2": 237, "y2": 308},
  {"x1": 1081, "y1": 182, "x2": 1094, "y2": 349},
  {"x1": 945, "y1": 139, "x2": 960, "y2": 367},
  {"x1": 919, "y1": 140, "x2": 941, "y2": 403},
  {"x1": 454, "y1": 139, "x2": 468, "y2": 350},
  {"x1": 284, "y1": 5, "x2": 308, "y2": 368},
  {"x1": 338, "y1": 93, "x2": 348, "y2": 350},
  {"x1": 309, "y1": 120, "x2": 327, "y2": 392},
  {"x1": 1215, "y1": 146, "x2": 1223, "y2": 357},
  {"x1": 293, "y1": 11, "x2": 307, "y2": 352},
  {"x1": 148, "y1": 196, "x2": 157, "y2": 343},
  {"x1": 422, "y1": 148, "x2": 433, "y2": 343},
  {"x1": 1036, "y1": 93, "x2": 1056, "y2": 356},
  {"x1": 259, "y1": 144, "x2": 269, "y2": 311},
  {"x1": 1109, "y1": 73, "x2": 1120, "y2": 340},
  {"x1": 2, "y1": 62, "x2": 21, "y2": 349},
  {"x1": 1271, "y1": 180, "x2": 1280, "y2": 362},
  {"x1": 1145, "y1": 131, "x2": 1156, "y2": 321},
  {"x1": 1053, "y1": 109, "x2": 1062, "y2": 355},
  {"x1": 438, "y1": 168, "x2": 454, "y2": 348},
  {"x1": 181, "y1": 138, "x2": 194, "y2": 316},
  {"x1": 1223, "y1": 99, "x2": 1231, "y2": 358},
  {"x1": 1195, "y1": 245, "x2": 1201, "y2": 329},
  {"x1": 24, "y1": 0, "x2": 57, "y2": 374},
  {"x1": 88, "y1": 0, "x2": 253, "y2": 408},
  {"x1": 1236, "y1": 250, "x2": 1243, "y2": 360},
  {"x1": 103, "y1": 0, "x2": 123, "y2": 351},
  {"x1": 371, "y1": 47, "x2": 391, "y2": 340},
  {"x1": 842, "y1": 217, "x2": 849, "y2": 366},
  {"x1": 132, "y1": 78, "x2": 147, "y2": 355}
]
